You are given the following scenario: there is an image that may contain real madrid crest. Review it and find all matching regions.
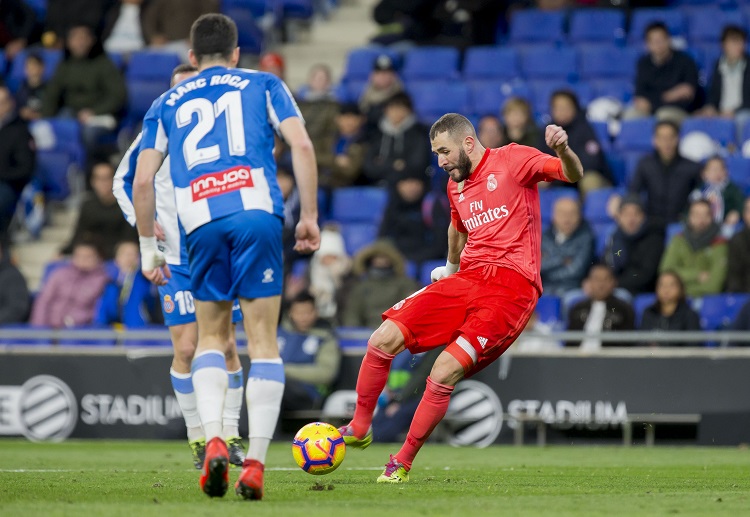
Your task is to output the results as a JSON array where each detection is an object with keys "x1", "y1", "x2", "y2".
[
  {"x1": 457, "y1": 180, "x2": 465, "y2": 193},
  {"x1": 487, "y1": 174, "x2": 497, "y2": 192}
]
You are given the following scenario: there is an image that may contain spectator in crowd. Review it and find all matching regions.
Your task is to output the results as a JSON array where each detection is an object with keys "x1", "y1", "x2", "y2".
[
  {"x1": 362, "y1": 92, "x2": 431, "y2": 189},
  {"x1": 640, "y1": 271, "x2": 701, "y2": 346},
  {"x1": 566, "y1": 264, "x2": 636, "y2": 349},
  {"x1": 319, "y1": 103, "x2": 366, "y2": 189},
  {"x1": 0, "y1": 0, "x2": 36, "y2": 60},
  {"x1": 660, "y1": 199, "x2": 728, "y2": 297},
  {"x1": 0, "y1": 86, "x2": 35, "y2": 252},
  {"x1": 42, "y1": 24, "x2": 127, "y2": 153},
  {"x1": 628, "y1": 22, "x2": 700, "y2": 122},
  {"x1": 539, "y1": 90, "x2": 614, "y2": 194},
  {"x1": 94, "y1": 240, "x2": 159, "y2": 327},
  {"x1": 700, "y1": 26, "x2": 750, "y2": 126},
  {"x1": 15, "y1": 52, "x2": 47, "y2": 121},
  {"x1": 689, "y1": 156, "x2": 744, "y2": 237},
  {"x1": 726, "y1": 197, "x2": 750, "y2": 293},
  {"x1": 43, "y1": 0, "x2": 107, "y2": 48},
  {"x1": 359, "y1": 54, "x2": 404, "y2": 135},
  {"x1": 30, "y1": 240, "x2": 110, "y2": 328},
  {"x1": 342, "y1": 239, "x2": 420, "y2": 328},
  {"x1": 297, "y1": 64, "x2": 339, "y2": 183},
  {"x1": 259, "y1": 52, "x2": 285, "y2": 80},
  {"x1": 477, "y1": 115, "x2": 506, "y2": 149},
  {"x1": 278, "y1": 292, "x2": 341, "y2": 412},
  {"x1": 628, "y1": 120, "x2": 702, "y2": 226},
  {"x1": 142, "y1": 0, "x2": 218, "y2": 58},
  {"x1": 541, "y1": 197, "x2": 595, "y2": 296},
  {"x1": 61, "y1": 161, "x2": 137, "y2": 260},
  {"x1": 604, "y1": 195, "x2": 665, "y2": 295},
  {"x1": 0, "y1": 245, "x2": 31, "y2": 324},
  {"x1": 102, "y1": 0, "x2": 147, "y2": 56},
  {"x1": 379, "y1": 169, "x2": 442, "y2": 264},
  {"x1": 307, "y1": 226, "x2": 351, "y2": 322},
  {"x1": 502, "y1": 97, "x2": 539, "y2": 148}
]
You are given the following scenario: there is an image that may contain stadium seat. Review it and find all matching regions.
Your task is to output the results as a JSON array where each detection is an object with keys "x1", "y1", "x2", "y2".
[
  {"x1": 467, "y1": 80, "x2": 531, "y2": 117},
  {"x1": 615, "y1": 118, "x2": 656, "y2": 153},
  {"x1": 407, "y1": 81, "x2": 470, "y2": 123},
  {"x1": 462, "y1": 47, "x2": 519, "y2": 81},
  {"x1": 568, "y1": 8, "x2": 626, "y2": 44},
  {"x1": 528, "y1": 81, "x2": 592, "y2": 117},
  {"x1": 339, "y1": 222, "x2": 379, "y2": 256},
  {"x1": 628, "y1": 9, "x2": 686, "y2": 44},
  {"x1": 520, "y1": 47, "x2": 577, "y2": 81},
  {"x1": 623, "y1": 151, "x2": 646, "y2": 187},
  {"x1": 700, "y1": 294, "x2": 750, "y2": 330},
  {"x1": 35, "y1": 150, "x2": 74, "y2": 201},
  {"x1": 7, "y1": 48, "x2": 62, "y2": 92},
  {"x1": 282, "y1": 0, "x2": 314, "y2": 20},
  {"x1": 509, "y1": 9, "x2": 565, "y2": 44},
  {"x1": 338, "y1": 79, "x2": 367, "y2": 104},
  {"x1": 606, "y1": 153, "x2": 627, "y2": 186},
  {"x1": 222, "y1": 0, "x2": 278, "y2": 20},
  {"x1": 24, "y1": 0, "x2": 47, "y2": 20},
  {"x1": 680, "y1": 117, "x2": 736, "y2": 146},
  {"x1": 126, "y1": 80, "x2": 170, "y2": 124},
  {"x1": 419, "y1": 259, "x2": 445, "y2": 286},
  {"x1": 592, "y1": 222, "x2": 616, "y2": 258},
  {"x1": 30, "y1": 117, "x2": 86, "y2": 169},
  {"x1": 590, "y1": 78, "x2": 635, "y2": 103},
  {"x1": 584, "y1": 187, "x2": 617, "y2": 224},
  {"x1": 633, "y1": 293, "x2": 657, "y2": 327},
  {"x1": 665, "y1": 222, "x2": 684, "y2": 246},
  {"x1": 331, "y1": 187, "x2": 388, "y2": 224},
  {"x1": 577, "y1": 45, "x2": 640, "y2": 79},
  {"x1": 402, "y1": 47, "x2": 460, "y2": 81},
  {"x1": 538, "y1": 188, "x2": 580, "y2": 225},
  {"x1": 535, "y1": 295, "x2": 561, "y2": 325},
  {"x1": 224, "y1": 7, "x2": 265, "y2": 55},
  {"x1": 342, "y1": 47, "x2": 400, "y2": 81},
  {"x1": 336, "y1": 327, "x2": 370, "y2": 349},
  {"x1": 725, "y1": 156, "x2": 750, "y2": 194},
  {"x1": 590, "y1": 121, "x2": 612, "y2": 153},
  {"x1": 686, "y1": 8, "x2": 743, "y2": 44},
  {"x1": 126, "y1": 51, "x2": 181, "y2": 82}
]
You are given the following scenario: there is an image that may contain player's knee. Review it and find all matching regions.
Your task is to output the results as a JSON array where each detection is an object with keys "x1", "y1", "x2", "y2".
[
  {"x1": 225, "y1": 335, "x2": 238, "y2": 362},
  {"x1": 429, "y1": 354, "x2": 465, "y2": 386},
  {"x1": 368, "y1": 320, "x2": 405, "y2": 355},
  {"x1": 173, "y1": 338, "x2": 197, "y2": 370}
]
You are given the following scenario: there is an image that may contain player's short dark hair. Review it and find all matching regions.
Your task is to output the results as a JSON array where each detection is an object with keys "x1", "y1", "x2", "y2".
[
  {"x1": 290, "y1": 291, "x2": 316, "y2": 307},
  {"x1": 550, "y1": 90, "x2": 580, "y2": 111},
  {"x1": 429, "y1": 113, "x2": 476, "y2": 142},
  {"x1": 644, "y1": 21, "x2": 670, "y2": 40},
  {"x1": 190, "y1": 14, "x2": 237, "y2": 64},
  {"x1": 721, "y1": 25, "x2": 747, "y2": 43},
  {"x1": 654, "y1": 119, "x2": 679, "y2": 136},
  {"x1": 171, "y1": 64, "x2": 198, "y2": 84}
]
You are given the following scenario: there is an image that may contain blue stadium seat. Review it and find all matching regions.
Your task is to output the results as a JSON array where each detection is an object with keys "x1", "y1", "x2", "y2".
[
  {"x1": 402, "y1": 47, "x2": 460, "y2": 81},
  {"x1": 30, "y1": 118, "x2": 86, "y2": 169},
  {"x1": 665, "y1": 222, "x2": 684, "y2": 246},
  {"x1": 606, "y1": 152, "x2": 627, "y2": 186},
  {"x1": 282, "y1": 0, "x2": 314, "y2": 19},
  {"x1": 7, "y1": 48, "x2": 62, "y2": 92},
  {"x1": 126, "y1": 80, "x2": 170, "y2": 125},
  {"x1": 538, "y1": 188, "x2": 580, "y2": 225},
  {"x1": 342, "y1": 47, "x2": 400, "y2": 81},
  {"x1": 700, "y1": 294, "x2": 750, "y2": 330},
  {"x1": 615, "y1": 118, "x2": 656, "y2": 153},
  {"x1": 577, "y1": 45, "x2": 640, "y2": 79},
  {"x1": 126, "y1": 51, "x2": 181, "y2": 82},
  {"x1": 407, "y1": 81, "x2": 470, "y2": 123},
  {"x1": 686, "y1": 8, "x2": 743, "y2": 44},
  {"x1": 222, "y1": 0, "x2": 280, "y2": 20},
  {"x1": 628, "y1": 9, "x2": 686, "y2": 44},
  {"x1": 35, "y1": 150, "x2": 73, "y2": 201},
  {"x1": 592, "y1": 222, "x2": 616, "y2": 258},
  {"x1": 463, "y1": 47, "x2": 519, "y2": 81},
  {"x1": 224, "y1": 7, "x2": 265, "y2": 55},
  {"x1": 418, "y1": 259, "x2": 444, "y2": 287},
  {"x1": 24, "y1": 0, "x2": 47, "y2": 20},
  {"x1": 726, "y1": 156, "x2": 750, "y2": 194},
  {"x1": 528, "y1": 80, "x2": 592, "y2": 117},
  {"x1": 340, "y1": 222, "x2": 379, "y2": 256},
  {"x1": 623, "y1": 151, "x2": 646, "y2": 187},
  {"x1": 568, "y1": 8, "x2": 626, "y2": 44},
  {"x1": 520, "y1": 47, "x2": 577, "y2": 81},
  {"x1": 509, "y1": 9, "x2": 565, "y2": 44},
  {"x1": 590, "y1": 78, "x2": 635, "y2": 103},
  {"x1": 680, "y1": 117, "x2": 736, "y2": 146},
  {"x1": 633, "y1": 293, "x2": 657, "y2": 327},
  {"x1": 590, "y1": 121, "x2": 612, "y2": 152},
  {"x1": 331, "y1": 187, "x2": 388, "y2": 224},
  {"x1": 468, "y1": 80, "x2": 531, "y2": 116},
  {"x1": 535, "y1": 295, "x2": 561, "y2": 325},
  {"x1": 584, "y1": 187, "x2": 617, "y2": 224},
  {"x1": 336, "y1": 327, "x2": 370, "y2": 349},
  {"x1": 405, "y1": 260, "x2": 418, "y2": 281},
  {"x1": 338, "y1": 79, "x2": 367, "y2": 104}
]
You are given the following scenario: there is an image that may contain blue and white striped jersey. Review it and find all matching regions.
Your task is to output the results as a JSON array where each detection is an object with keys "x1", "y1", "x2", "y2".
[
  {"x1": 113, "y1": 132, "x2": 188, "y2": 266},
  {"x1": 139, "y1": 66, "x2": 301, "y2": 234}
]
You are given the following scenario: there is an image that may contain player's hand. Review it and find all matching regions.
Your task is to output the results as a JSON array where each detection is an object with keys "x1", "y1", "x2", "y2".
[
  {"x1": 294, "y1": 218, "x2": 321, "y2": 254},
  {"x1": 139, "y1": 236, "x2": 171, "y2": 286},
  {"x1": 154, "y1": 220, "x2": 166, "y2": 241},
  {"x1": 545, "y1": 124, "x2": 569, "y2": 154},
  {"x1": 430, "y1": 260, "x2": 459, "y2": 282}
]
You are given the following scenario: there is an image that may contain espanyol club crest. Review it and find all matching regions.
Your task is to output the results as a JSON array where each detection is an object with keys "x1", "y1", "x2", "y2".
[
  {"x1": 163, "y1": 295, "x2": 175, "y2": 314},
  {"x1": 486, "y1": 174, "x2": 497, "y2": 192}
]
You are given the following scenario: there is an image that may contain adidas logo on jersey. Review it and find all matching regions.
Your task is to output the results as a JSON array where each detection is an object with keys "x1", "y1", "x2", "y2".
[
  {"x1": 477, "y1": 336, "x2": 488, "y2": 349},
  {"x1": 458, "y1": 193, "x2": 465, "y2": 203}
]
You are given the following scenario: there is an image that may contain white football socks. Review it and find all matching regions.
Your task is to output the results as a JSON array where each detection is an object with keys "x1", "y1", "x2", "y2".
[
  {"x1": 169, "y1": 368, "x2": 204, "y2": 442},
  {"x1": 191, "y1": 350, "x2": 228, "y2": 442},
  {"x1": 223, "y1": 367, "x2": 244, "y2": 439},
  {"x1": 246, "y1": 358, "x2": 285, "y2": 464}
]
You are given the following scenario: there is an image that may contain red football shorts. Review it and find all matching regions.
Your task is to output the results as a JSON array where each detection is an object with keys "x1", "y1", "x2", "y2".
[{"x1": 382, "y1": 266, "x2": 538, "y2": 377}]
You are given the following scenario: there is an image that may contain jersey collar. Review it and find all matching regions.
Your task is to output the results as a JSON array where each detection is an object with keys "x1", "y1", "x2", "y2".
[{"x1": 467, "y1": 148, "x2": 490, "y2": 182}]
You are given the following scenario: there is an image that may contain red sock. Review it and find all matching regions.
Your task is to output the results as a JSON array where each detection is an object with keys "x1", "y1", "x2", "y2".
[
  {"x1": 395, "y1": 377, "x2": 454, "y2": 470},
  {"x1": 350, "y1": 344, "x2": 394, "y2": 438}
]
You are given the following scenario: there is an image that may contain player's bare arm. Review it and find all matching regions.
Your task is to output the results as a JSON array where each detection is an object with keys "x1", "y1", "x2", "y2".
[
  {"x1": 133, "y1": 148, "x2": 171, "y2": 286},
  {"x1": 545, "y1": 124, "x2": 584, "y2": 183},
  {"x1": 279, "y1": 117, "x2": 321, "y2": 255}
]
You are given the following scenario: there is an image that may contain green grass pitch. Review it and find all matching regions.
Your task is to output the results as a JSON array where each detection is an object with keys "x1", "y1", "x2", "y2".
[{"x1": 0, "y1": 439, "x2": 748, "y2": 516}]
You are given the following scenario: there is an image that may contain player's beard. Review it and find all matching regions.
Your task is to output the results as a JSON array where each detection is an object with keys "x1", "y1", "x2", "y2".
[{"x1": 446, "y1": 148, "x2": 473, "y2": 183}]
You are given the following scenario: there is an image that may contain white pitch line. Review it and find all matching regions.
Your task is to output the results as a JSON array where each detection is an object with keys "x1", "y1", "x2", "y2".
[{"x1": 0, "y1": 466, "x2": 384, "y2": 473}]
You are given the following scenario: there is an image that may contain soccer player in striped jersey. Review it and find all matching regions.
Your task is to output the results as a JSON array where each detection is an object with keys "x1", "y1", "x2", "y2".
[
  {"x1": 114, "y1": 65, "x2": 246, "y2": 470},
  {"x1": 133, "y1": 14, "x2": 319, "y2": 499}
]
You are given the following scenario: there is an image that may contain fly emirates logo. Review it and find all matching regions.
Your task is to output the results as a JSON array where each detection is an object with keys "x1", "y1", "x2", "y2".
[{"x1": 461, "y1": 200, "x2": 509, "y2": 231}]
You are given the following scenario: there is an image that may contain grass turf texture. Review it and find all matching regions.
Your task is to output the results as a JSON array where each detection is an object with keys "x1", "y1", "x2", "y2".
[{"x1": 0, "y1": 440, "x2": 747, "y2": 516}]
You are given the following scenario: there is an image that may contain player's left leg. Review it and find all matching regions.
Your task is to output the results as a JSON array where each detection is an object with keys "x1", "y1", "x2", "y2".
[{"x1": 223, "y1": 321, "x2": 246, "y2": 467}]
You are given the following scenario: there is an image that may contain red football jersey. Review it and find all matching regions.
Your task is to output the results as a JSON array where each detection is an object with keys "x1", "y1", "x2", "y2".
[{"x1": 448, "y1": 144, "x2": 570, "y2": 293}]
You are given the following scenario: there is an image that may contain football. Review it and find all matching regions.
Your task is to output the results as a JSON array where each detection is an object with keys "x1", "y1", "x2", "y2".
[{"x1": 291, "y1": 422, "x2": 346, "y2": 475}]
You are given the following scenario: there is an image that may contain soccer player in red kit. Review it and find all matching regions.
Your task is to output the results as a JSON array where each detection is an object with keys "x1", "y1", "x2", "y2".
[{"x1": 338, "y1": 113, "x2": 584, "y2": 483}]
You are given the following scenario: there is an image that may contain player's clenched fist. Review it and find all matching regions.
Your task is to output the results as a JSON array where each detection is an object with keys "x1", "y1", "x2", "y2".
[
  {"x1": 430, "y1": 260, "x2": 459, "y2": 282},
  {"x1": 545, "y1": 124, "x2": 569, "y2": 154},
  {"x1": 139, "y1": 236, "x2": 171, "y2": 286},
  {"x1": 294, "y1": 218, "x2": 321, "y2": 254}
]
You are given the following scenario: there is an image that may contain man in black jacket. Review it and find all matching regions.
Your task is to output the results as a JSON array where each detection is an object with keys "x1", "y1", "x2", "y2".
[
  {"x1": 726, "y1": 197, "x2": 750, "y2": 293},
  {"x1": 0, "y1": 86, "x2": 36, "y2": 252},
  {"x1": 604, "y1": 195, "x2": 665, "y2": 295},
  {"x1": 628, "y1": 120, "x2": 701, "y2": 226},
  {"x1": 702, "y1": 26, "x2": 750, "y2": 121},
  {"x1": 0, "y1": 245, "x2": 30, "y2": 324}
]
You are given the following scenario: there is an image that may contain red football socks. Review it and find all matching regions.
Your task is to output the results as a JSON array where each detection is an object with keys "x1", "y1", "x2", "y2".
[
  {"x1": 350, "y1": 344, "x2": 395, "y2": 438},
  {"x1": 395, "y1": 376, "x2": 455, "y2": 470}
]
